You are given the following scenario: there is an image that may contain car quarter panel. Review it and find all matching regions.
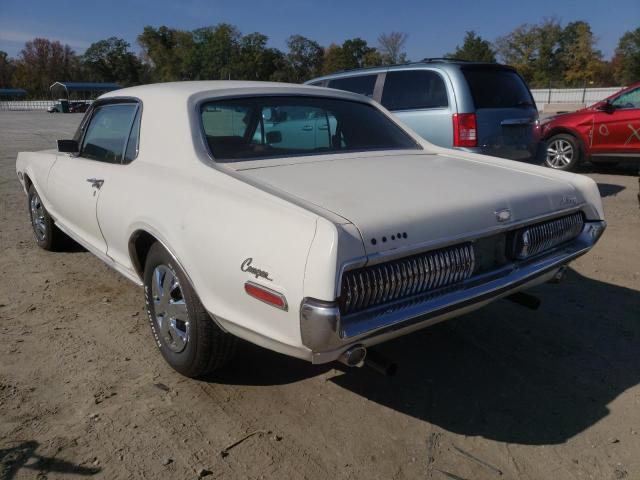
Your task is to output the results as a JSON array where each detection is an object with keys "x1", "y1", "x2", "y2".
[{"x1": 15, "y1": 150, "x2": 58, "y2": 208}]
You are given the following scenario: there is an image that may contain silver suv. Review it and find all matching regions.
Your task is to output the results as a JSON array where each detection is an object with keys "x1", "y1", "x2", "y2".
[{"x1": 306, "y1": 59, "x2": 543, "y2": 162}]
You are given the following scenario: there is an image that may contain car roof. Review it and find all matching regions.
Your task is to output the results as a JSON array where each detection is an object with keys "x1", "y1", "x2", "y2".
[
  {"x1": 307, "y1": 59, "x2": 515, "y2": 83},
  {"x1": 99, "y1": 80, "x2": 367, "y2": 104}
]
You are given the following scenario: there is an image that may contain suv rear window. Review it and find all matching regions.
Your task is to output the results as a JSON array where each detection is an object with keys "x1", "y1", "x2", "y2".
[
  {"x1": 327, "y1": 75, "x2": 377, "y2": 98},
  {"x1": 200, "y1": 96, "x2": 420, "y2": 161},
  {"x1": 462, "y1": 68, "x2": 534, "y2": 109},
  {"x1": 381, "y1": 70, "x2": 448, "y2": 111}
]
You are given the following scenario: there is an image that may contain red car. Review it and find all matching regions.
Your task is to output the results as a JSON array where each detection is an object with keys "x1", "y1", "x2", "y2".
[{"x1": 541, "y1": 82, "x2": 640, "y2": 171}]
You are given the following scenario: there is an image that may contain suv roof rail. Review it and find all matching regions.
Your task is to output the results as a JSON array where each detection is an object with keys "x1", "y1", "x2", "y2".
[{"x1": 421, "y1": 57, "x2": 473, "y2": 63}]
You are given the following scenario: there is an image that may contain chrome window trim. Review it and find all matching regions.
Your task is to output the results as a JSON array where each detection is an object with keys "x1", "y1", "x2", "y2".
[{"x1": 77, "y1": 97, "x2": 142, "y2": 165}]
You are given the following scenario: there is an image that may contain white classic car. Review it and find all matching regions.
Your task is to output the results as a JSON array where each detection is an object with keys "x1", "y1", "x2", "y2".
[{"x1": 16, "y1": 81, "x2": 606, "y2": 377}]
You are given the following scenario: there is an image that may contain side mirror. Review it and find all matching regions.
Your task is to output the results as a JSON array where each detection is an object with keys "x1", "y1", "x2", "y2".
[
  {"x1": 596, "y1": 101, "x2": 615, "y2": 114},
  {"x1": 266, "y1": 131, "x2": 282, "y2": 144},
  {"x1": 57, "y1": 139, "x2": 79, "y2": 153}
]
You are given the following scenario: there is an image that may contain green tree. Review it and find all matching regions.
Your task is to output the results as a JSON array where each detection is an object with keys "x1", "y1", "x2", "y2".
[
  {"x1": 284, "y1": 35, "x2": 324, "y2": 82},
  {"x1": 232, "y1": 32, "x2": 285, "y2": 81},
  {"x1": 447, "y1": 31, "x2": 496, "y2": 63},
  {"x1": 82, "y1": 37, "x2": 144, "y2": 86},
  {"x1": 612, "y1": 27, "x2": 640, "y2": 85},
  {"x1": 0, "y1": 51, "x2": 15, "y2": 88},
  {"x1": 11, "y1": 38, "x2": 81, "y2": 96},
  {"x1": 138, "y1": 26, "x2": 196, "y2": 81},
  {"x1": 189, "y1": 24, "x2": 240, "y2": 80},
  {"x1": 321, "y1": 38, "x2": 380, "y2": 75},
  {"x1": 377, "y1": 31, "x2": 409, "y2": 64},
  {"x1": 496, "y1": 24, "x2": 540, "y2": 83},
  {"x1": 557, "y1": 21, "x2": 607, "y2": 86}
]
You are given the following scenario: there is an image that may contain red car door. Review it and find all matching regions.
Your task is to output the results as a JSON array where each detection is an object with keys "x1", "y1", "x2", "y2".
[{"x1": 591, "y1": 86, "x2": 640, "y2": 157}]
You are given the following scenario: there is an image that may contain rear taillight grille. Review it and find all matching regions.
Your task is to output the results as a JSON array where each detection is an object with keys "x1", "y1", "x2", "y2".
[
  {"x1": 340, "y1": 244, "x2": 475, "y2": 315},
  {"x1": 513, "y1": 212, "x2": 584, "y2": 259}
]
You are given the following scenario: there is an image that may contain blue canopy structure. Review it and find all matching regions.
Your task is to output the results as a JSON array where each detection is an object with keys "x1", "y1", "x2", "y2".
[
  {"x1": 0, "y1": 88, "x2": 27, "y2": 98},
  {"x1": 50, "y1": 82, "x2": 121, "y2": 100}
]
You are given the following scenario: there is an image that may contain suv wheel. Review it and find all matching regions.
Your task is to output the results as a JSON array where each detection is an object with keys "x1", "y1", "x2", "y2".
[
  {"x1": 143, "y1": 243, "x2": 236, "y2": 377},
  {"x1": 545, "y1": 134, "x2": 581, "y2": 171}
]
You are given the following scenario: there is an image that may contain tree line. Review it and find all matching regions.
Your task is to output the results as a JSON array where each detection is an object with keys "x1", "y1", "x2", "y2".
[{"x1": 0, "y1": 19, "x2": 638, "y2": 97}]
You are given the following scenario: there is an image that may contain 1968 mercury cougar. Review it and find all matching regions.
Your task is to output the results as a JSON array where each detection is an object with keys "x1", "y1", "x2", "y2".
[{"x1": 16, "y1": 81, "x2": 606, "y2": 377}]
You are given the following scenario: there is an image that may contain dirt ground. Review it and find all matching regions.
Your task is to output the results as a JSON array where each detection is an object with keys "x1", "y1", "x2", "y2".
[{"x1": 1, "y1": 111, "x2": 639, "y2": 480}]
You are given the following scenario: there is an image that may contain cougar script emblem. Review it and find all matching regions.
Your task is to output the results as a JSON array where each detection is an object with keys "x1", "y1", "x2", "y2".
[{"x1": 241, "y1": 258, "x2": 273, "y2": 281}]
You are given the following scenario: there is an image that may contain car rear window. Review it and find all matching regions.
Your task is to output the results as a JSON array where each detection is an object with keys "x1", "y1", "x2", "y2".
[
  {"x1": 462, "y1": 68, "x2": 534, "y2": 109},
  {"x1": 200, "y1": 96, "x2": 420, "y2": 161},
  {"x1": 381, "y1": 70, "x2": 449, "y2": 111},
  {"x1": 327, "y1": 75, "x2": 377, "y2": 98}
]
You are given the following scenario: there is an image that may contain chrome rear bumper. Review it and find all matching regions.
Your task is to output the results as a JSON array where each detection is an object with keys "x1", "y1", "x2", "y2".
[{"x1": 300, "y1": 220, "x2": 606, "y2": 364}]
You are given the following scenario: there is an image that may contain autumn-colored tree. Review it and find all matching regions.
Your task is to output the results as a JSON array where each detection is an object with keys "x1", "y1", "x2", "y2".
[
  {"x1": 447, "y1": 31, "x2": 496, "y2": 63},
  {"x1": 11, "y1": 38, "x2": 81, "y2": 96}
]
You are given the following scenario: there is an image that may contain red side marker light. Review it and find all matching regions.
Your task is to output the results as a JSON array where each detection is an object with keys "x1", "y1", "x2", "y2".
[{"x1": 244, "y1": 282, "x2": 288, "y2": 311}]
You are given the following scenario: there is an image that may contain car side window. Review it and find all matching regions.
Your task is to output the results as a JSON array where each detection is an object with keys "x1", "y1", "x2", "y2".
[
  {"x1": 611, "y1": 87, "x2": 640, "y2": 109},
  {"x1": 327, "y1": 75, "x2": 377, "y2": 98},
  {"x1": 381, "y1": 70, "x2": 449, "y2": 111},
  {"x1": 80, "y1": 103, "x2": 139, "y2": 164}
]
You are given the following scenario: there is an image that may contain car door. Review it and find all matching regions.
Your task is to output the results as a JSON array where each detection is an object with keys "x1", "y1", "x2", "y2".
[
  {"x1": 591, "y1": 86, "x2": 640, "y2": 157},
  {"x1": 379, "y1": 69, "x2": 454, "y2": 148},
  {"x1": 47, "y1": 101, "x2": 139, "y2": 253}
]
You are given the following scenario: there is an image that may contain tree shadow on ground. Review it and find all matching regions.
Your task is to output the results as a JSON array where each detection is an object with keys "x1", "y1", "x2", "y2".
[{"x1": 0, "y1": 441, "x2": 100, "y2": 480}]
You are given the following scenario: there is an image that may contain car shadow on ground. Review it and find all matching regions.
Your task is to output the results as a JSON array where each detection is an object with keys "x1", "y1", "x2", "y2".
[
  {"x1": 330, "y1": 268, "x2": 640, "y2": 445},
  {"x1": 585, "y1": 162, "x2": 640, "y2": 177},
  {"x1": 597, "y1": 183, "x2": 625, "y2": 197},
  {"x1": 211, "y1": 268, "x2": 639, "y2": 446},
  {"x1": 0, "y1": 441, "x2": 100, "y2": 479}
]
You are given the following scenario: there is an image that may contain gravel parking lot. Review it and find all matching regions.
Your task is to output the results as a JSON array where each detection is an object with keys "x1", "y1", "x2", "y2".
[{"x1": 1, "y1": 111, "x2": 639, "y2": 480}]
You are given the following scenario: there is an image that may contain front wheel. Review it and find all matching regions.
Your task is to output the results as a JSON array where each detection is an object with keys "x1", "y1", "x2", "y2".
[
  {"x1": 143, "y1": 243, "x2": 236, "y2": 377},
  {"x1": 545, "y1": 134, "x2": 581, "y2": 171},
  {"x1": 27, "y1": 185, "x2": 65, "y2": 250}
]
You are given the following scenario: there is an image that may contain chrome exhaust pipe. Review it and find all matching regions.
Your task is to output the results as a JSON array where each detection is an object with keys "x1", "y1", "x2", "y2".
[
  {"x1": 549, "y1": 265, "x2": 567, "y2": 284},
  {"x1": 364, "y1": 349, "x2": 398, "y2": 376},
  {"x1": 338, "y1": 345, "x2": 367, "y2": 367}
]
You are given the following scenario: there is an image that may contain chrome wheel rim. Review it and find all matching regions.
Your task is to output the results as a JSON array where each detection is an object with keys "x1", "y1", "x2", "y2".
[
  {"x1": 151, "y1": 265, "x2": 189, "y2": 353},
  {"x1": 546, "y1": 139, "x2": 574, "y2": 168},
  {"x1": 29, "y1": 193, "x2": 46, "y2": 241}
]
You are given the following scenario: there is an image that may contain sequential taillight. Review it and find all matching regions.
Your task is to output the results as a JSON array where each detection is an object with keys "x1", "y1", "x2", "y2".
[
  {"x1": 244, "y1": 282, "x2": 288, "y2": 311},
  {"x1": 452, "y1": 113, "x2": 477, "y2": 147}
]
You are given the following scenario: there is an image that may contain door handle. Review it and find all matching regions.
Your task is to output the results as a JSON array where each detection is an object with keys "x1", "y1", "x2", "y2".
[
  {"x1": 86, "y1": 178, "x2": 104, "y2": 189},
  {"x1": 302, "y1": 125, "x2": 313, "y2": 131}
]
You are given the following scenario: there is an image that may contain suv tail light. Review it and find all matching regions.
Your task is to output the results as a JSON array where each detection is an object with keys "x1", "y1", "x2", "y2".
[{"x1": 452, "y1": 113, "x2": 477, "y2": 147}]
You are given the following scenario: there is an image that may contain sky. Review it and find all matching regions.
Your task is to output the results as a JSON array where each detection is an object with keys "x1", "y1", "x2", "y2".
[{"x1": 1, "y1": 0, "x2": 638, "y2": 60}]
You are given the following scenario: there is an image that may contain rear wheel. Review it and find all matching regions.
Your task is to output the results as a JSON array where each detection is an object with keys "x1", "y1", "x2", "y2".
[
  {"x1": 143, "y1": 243, "x2": 236, "y2": 377},
  {"x1": 27, "y1": 185, "x2": 65, "y2": 251},
  {"x1": 545, "y1": 134, "x2": 581, "y2": 171}
]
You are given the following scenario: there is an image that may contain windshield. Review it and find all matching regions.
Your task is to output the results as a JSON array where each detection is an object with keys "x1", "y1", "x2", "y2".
[
  {"x1": 462, "y1": 67, "x2": 534, "y2": 109},
  {"x1": 200, "y1": 96, "x2": 420, "y2": 161}
]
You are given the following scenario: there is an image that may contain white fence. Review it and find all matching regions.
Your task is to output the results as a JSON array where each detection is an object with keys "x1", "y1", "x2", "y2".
[
  {"x1": 530, "y1": 87, "x2": 621, "y2": 106},
  {"x1": 0, "y1": 100, "x2": 56, "y2": 111}
]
